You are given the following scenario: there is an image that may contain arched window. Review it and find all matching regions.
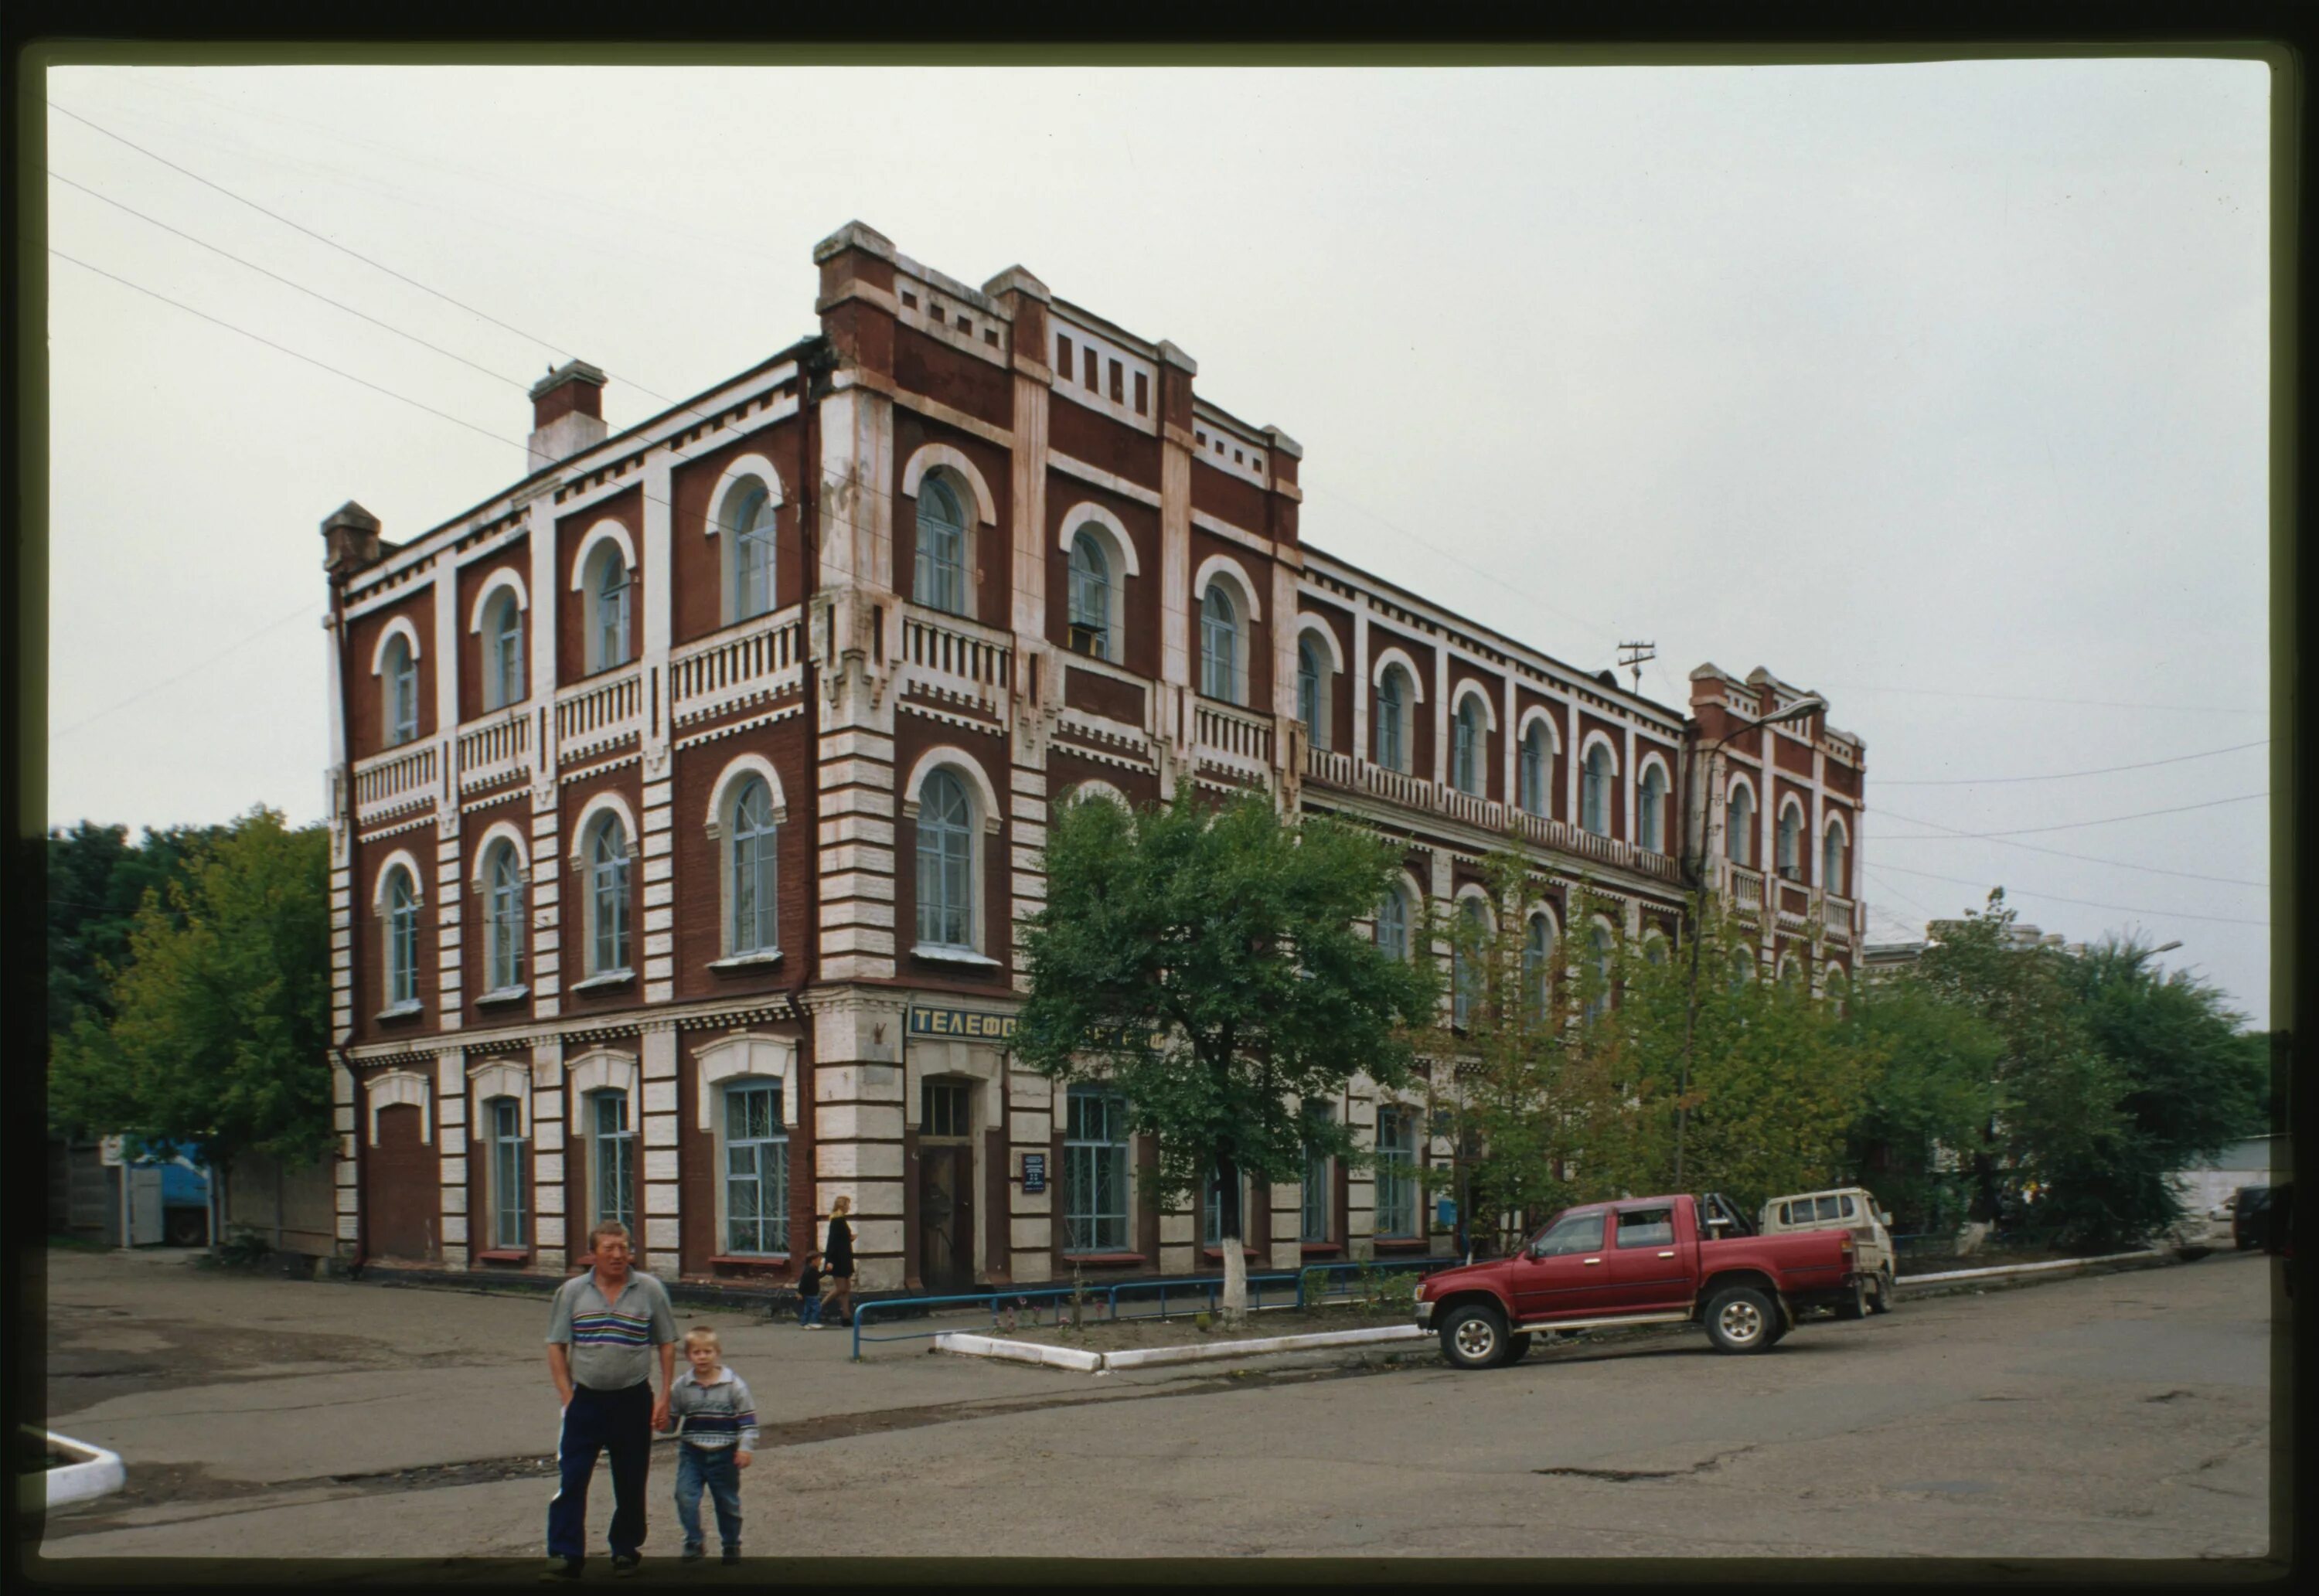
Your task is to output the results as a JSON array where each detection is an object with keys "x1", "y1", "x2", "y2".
[
  {"x1": 1729, "y1": 948, "x2": 1756, "y2": 991},
  {"x1": 1524, "y1": 913, "x2": 1554, "y2": 1014},
  {"x1": 1377, "y1": 666, "x2": 1410, "y2": 773},
  {"x1": 914, "y1": 476, "x2": 969, "y2": 616},
  {"x1": 1453, "y1": 698, "x2": 1486, "y2": 796},
  {"x1": 588, "y1": 544, "x2": 632, "y2": 672},
  {"x1": 585, "y1": 815, "x2": 632, "y2": 975},
  {"x1": 483, "y1": 1095, "x2": 526, "y2": 1249},
  {"x1": 485, "y1": 842, "x2": 525, "y2": 993},
  {"x1": 1375, "y1": 883, "x2": 1411, "y2": 961},
  {"x1": 1582, "y1": 744, "x2": 1615, "y2": 836},
  {"x1": 1067, "y1": 529, "x2": 1111, "y2": 658},
  {"x1": 1297, "y1": 636, "x2": 1324, "y2": 744},
  {"x1": 383, "y1": 866, "x2": 419, "y2": 1008},
  {"x1": 1452, "y1": 897, "x2": 1489, "y2": 1029},
  {"x1": 1518, "y1": 723, "x2": 1551, "y2": 817},
  {"x1": 1200, "y1": 582, "x2": 1242, "y2": 703},
  {"x1": 482, "y1": 592, "x2": 525, "y2": 711},
  {"x1": 1643, "y1": 933, "x2": 1671, "y2": 968},
  {"x1": 1777, "y1": 801, "x2": 1806, "y2": 880},
  {"x1": 589, "y1": 1088, "x2": 635, "y2": 1231},
  {"x1": 1823, "y1": 818, "x2": 1850, "y2": 897},
  {"x1": 1726, "y1": 781, "x2": 1755, "y2": 866},
  {"x1": 915, "y1": 768, "x2": 976, "y2": 951},
  {"x1": 1825, "y1": 963, "x2": 1851, "y2": 1016},
  {"x1": 730, "y1": 482, "x2": 777, "y2": 622},
  {"x1": 383, "y1": 635, "x2": 419, "y2": 747},
  {"x1": 1585, "y1": 921, "x2": 1614, "y2": 1023},
  {"x1": 1638, "y1": 763, "x2": 1667, "y2": 853},
  {"x1": 728, "y1": 777, "x2": 778, "y2": 956},
  {"x1": 1779, "y1": 952, "x2": 1805, "y2": 988},
  {"x1": 723, "y1": 1078, "x2": 787, "y2": 1254}
]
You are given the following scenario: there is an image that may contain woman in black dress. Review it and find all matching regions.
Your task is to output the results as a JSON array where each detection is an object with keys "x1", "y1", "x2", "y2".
[{"x1": 822, "y1": 1196, "x2": 855, "y2": 1327}]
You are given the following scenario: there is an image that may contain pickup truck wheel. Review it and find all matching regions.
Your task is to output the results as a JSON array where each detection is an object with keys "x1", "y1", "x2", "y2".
[
  {"x1": 1835, "y1": 1275, "x2": 1870, "y2": 1321},
  {"x1": 1500, "y1": 1332, "x2": 1534, "y2": 1366},
  {"x1": 1868, "y1": 1267, "x2": 1896, "y2": 1314},
  {"x1": 1704, "y1": 1286, "x2": 1778, "y2": 1354},
  {"x1": 1439, "y1": 1304, "x2": 1508, "y2": 1370}
]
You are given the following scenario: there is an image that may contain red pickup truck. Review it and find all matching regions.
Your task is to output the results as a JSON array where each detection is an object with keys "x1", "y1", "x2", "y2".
[{"x1": 1413, "y1": 1191, "x2": 1864, "y2": 1368}]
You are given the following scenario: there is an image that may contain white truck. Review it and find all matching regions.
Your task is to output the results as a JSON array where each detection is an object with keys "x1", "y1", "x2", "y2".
[{"x1": 1761, "y1": 1186, "x2": 1897, "y2": 1316}]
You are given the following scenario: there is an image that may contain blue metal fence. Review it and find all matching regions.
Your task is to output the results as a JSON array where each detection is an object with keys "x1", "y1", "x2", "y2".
[{"x1": 846, "y1": 1254, "x2": 1466, "y2": 1360}]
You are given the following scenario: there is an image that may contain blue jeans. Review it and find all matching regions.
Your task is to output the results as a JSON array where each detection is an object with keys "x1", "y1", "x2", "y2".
[
  {"x1": 797, "y1": 1293, "x2": 822, "y2": 1326},
  {"x1": 547, "y1": 1380, "x2": 654, "y2": 1560},
  {"x1": 674, "y1": 1444, "x2": 743, "y2": 1552}
]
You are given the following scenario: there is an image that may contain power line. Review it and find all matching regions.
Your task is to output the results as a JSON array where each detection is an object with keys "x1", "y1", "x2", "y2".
[
  {"x1": 49, "y1": 168, "x2": 536, "y2": 395},
  {"x1": 1941, "y1": 791, "x2": 2267, "y2": 839},
  {"x1": 1875, "y1": 739, "x2": 2268, "y2": 786},
  {"x1": 1821, "y1": 682, "x2": 2265, "y2": 716},
  {"x1": 1865, "y1": 861, "x2": 2269, "y2": 927},
  {"x1": 49, "y1": 597, "x2": 315, "y2": 739},
  {"x1": 1872, "y1": 804, "x2": 2267, "y2": 887}
]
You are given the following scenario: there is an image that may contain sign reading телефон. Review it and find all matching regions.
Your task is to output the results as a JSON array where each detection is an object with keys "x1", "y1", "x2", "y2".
[{"x1": 907, "y1": 1006, "x2": 1020, "y2": 1042}]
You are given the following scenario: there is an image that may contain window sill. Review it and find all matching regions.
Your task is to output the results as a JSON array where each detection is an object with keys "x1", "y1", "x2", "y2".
[
  {"x1": 1060, "y1": 1251, "x2": 1146, "y2": 1268},
  {"x1": 1370, "y1": 1237, "x2": 1432, "y2": 1253},
  {"x1": 1200, "y1": 1246, "x2": 1262, "y2": 1261},
  {"x1": 911, "y1": 944, "x2": 1000, "y2": 968},
  {"x1": 707, "y1": 951, "x2": 782, "y2": 971},
  {"x1": 707, "y1": 1254, "x2": 790, "y2": 1269},
  {"x1": 570, "y1": 969, "x2": 636, "y2": 992},
  {"x1": 376, "y1": 1001, "x2": 425, "y2": 1021},
  {"x1": 475, "y1": 985, "x2": 530, "y2": 1006},
  {"x1": 476, "y1": 1248, "x2": 530, "y2": 1264},
  {"x1": 1299, "y1": 1242, "x2": 1343, "y2": 1257}
]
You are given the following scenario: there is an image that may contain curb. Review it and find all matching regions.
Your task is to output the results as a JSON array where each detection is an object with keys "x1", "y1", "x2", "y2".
[
  {"x1": 935, "y1": 1322, "x2": 1426, "y2": 1373},
  {"x1": 1894, "y1": 1249, "x2": 2174, "y2": 1300},
  {"x1": 23, "y1": 1431, "x2": 126, "y2": 1514}
]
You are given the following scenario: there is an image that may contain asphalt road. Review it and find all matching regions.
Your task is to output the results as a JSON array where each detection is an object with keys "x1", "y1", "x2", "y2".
[{"x1": 28, "y1": 1244, "x2": 2286, "y2": 1570}]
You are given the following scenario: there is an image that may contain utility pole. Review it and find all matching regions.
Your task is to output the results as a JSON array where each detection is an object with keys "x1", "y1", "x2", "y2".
[
  {"x1": 1674, "y1": 693, "x2": 1827, "y2": 1190},
  {"x1": 1616, "y1": 641, "x2": 1657, "y2": 696}
]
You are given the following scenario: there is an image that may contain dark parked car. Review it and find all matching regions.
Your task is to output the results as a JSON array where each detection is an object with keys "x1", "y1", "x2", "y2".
[{"x1": 2232, "y1": 1186, "x2": 2273, "y2": 1251}]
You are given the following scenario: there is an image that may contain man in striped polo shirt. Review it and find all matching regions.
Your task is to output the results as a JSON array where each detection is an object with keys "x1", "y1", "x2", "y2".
[{"x1": 543, "y1": 1220, "x2": 678, "y2": 1580}]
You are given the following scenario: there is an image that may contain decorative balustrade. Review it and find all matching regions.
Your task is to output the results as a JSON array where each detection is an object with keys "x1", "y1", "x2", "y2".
[
  {"x1": 672, "y1": 611, "x2": 804, "y2": 724},
  {"x1": 1824, "y1": 892, "x2": 1855, "y2": 941},
  {"x1": 555, "y1": 666, "x2": 644, "y2": 761},
  {"x1": 1728, "y1": 863, "x2": 1766, "y2": 909},
  {"x1": 899, "y1": 606, "x2": 1013, "y2": 697},
  {"x1": 457, "y1": 712, "x2": 531, "y2": 791},
  {"x1": 354, "y1": 741, "x2": 438, "y2": 822},
  {"x1": 1194, "y1": 700, "x2": 1275, "y2": 771}
]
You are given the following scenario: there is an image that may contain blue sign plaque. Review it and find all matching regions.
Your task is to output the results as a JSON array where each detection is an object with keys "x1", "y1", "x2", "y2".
[{"x1": 1021, "y1": 1152, "x2": 1047, "y2": 1193}]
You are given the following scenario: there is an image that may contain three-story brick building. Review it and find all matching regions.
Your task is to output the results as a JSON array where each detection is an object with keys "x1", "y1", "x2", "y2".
[{"x1": 322, "y1": 221, "x2": 1868, "y2": 1295}]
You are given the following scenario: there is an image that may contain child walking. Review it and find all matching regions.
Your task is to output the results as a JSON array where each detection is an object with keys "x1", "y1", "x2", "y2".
[
  {"x1": 662, "y1": 1326, "x2": 758, "y2": 1564},
  {"x1": 795, "y1": 1253, "x2": 826, "y2": 1329}
]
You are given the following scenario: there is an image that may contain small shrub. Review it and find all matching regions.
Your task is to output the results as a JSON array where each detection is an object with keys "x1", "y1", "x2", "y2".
[
  {"x1": 216, "y1": 1227, "x2": 273, "y2": 1268},
  {"x1": 1194, "y1": 1311, "x2": 1214, "y2": 1332}
]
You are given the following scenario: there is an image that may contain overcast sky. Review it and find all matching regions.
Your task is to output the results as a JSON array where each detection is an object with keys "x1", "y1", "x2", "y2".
[{"x1": 40, "y1": 59, "x2": 2274, "y2": 1024}]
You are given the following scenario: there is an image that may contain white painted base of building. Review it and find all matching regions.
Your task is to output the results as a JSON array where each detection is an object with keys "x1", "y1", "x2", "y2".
[
  {"x1": 935, "y1": 1322, "x2": 1427, "y2": 1373},
  {"x1": 25, "y1": 1431, "x2": 126, "y2": 1513}
]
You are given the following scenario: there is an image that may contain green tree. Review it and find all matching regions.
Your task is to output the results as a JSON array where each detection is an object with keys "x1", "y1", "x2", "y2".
[
  {"x1": 1841, "y1": 975, "x2": 2004, "y2": 1235},
  {"x1": 1014, "y1": 786, "x2": 1439, "y2": 1325},
  {"x1": 49, "y1": 808, "x2": 334, "y2": 1186},
  {"x1": 46, "y1": 820, "x2": 229, "y2": 1044}
]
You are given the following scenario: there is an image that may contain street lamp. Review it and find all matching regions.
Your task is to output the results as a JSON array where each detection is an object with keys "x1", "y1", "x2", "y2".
[{"x1": 1673, "y1": 693, "x2": 1828, "y2": 1191}]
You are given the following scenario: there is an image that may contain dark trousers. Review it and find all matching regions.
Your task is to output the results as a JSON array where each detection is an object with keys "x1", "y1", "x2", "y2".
[{"x1": 547, "y1": 1380, "x2": 655, "y2": 1560}]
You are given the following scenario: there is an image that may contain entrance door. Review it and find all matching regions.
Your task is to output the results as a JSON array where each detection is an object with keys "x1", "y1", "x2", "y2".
[
  {"x1": 369, "y1": 1103, "x2": 439, "y2": 1261},
  {"x1": 918, "y1": 1079, "x2": 975, "y2": 1293}
]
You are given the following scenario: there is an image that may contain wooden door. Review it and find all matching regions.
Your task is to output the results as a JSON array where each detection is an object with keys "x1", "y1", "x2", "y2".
[
  {"x1": 918, "y1": 1145, "x2": 972, "y2": 1294},
  {"x1": 368, "y1": 1103, "x2": 439, "y2": 1261}
]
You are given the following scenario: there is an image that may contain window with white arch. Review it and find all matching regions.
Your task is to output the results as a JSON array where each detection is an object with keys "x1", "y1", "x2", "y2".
[
  {"x1": 1377, "y1": 665, "x2": 1412, "y2": 773},
  {"x1": 1067, "y1": 526, "x2": 1113, "y2": 659},
  {"x1": 1452, "y1": 895, "x2": 1490, "y2": 1029},
  {"x1": 1776, "y1": 800, "x2": 1807, "y2": 881},
  {"x1": 1297, "y1": 635, "x2": 1332, "y2": 750},
  {"x1": 1200, "y1": 580, "x2": 1245, "y2": 704},
  {"x1": 1581, "y1": 742, "x2": 1616, "y2": 837},
  {"x1": 726, "y1": 776, "x2": 780, "y2": 957},
  {"x1": 914, "y1": 475, "x2": 972, "y2": 617},
  {"x1": 1637, "y1": 761, "x2": 1669, "y2": 853},
  {"x1": 1585, "y1": 920, "x2": 1616, "y2": 1023},
  {"x1": 584, "y1": 542, "x2": 632, "y2": 673},
  {"x1": 722, "y1": 477, "x2": 779, "y2": 624},
  {"x1": 1823, "y1": 818, "x2": 1851, "y2": 897},
  {"x1": 1824, "y1": 962, "x2": 1851, "y2": 1016},
  {"x1": 915, "y1": 767, "x2": 977, "y2": 952},
  {"x1": 1518, "y1": 721, "x2": 1553, "y2": 817},
  {"x1": 1524, "y1": 910, "x2": 1559, "y2": 1014},
  {"x1": 1374, "y1": 879, "x2": 1415, "y2": 962},
  {"x1": 381, "y1": 633, "x2": 419, "y2": 747},
  {"x1": 483, "y1": 840, "x2": 525, "y2": 994},
  {"x1": 1726, "y1": 780, "x2": 1756, "y2": 866},
  {"x1": 482, "y1": 590, "x2": 525, "y2": 710},
  {"x1": 382, "y1": 864, "x2": 421, "y2": 1010},
  {"x1": 1452, "y1": 696, "x2": 1487, "y2": 796},
  {"x1": 582, "y1": 812, "x2": 632, "y2": 976}
]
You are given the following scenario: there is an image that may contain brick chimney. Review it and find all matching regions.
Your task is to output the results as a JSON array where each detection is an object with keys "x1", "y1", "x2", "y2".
[
  {"x1": 321, "y1": 501, "x2": 384, "y2": 577},
  {"x1": 527, "y1": 360, "x2": 608, "y2": 475}
]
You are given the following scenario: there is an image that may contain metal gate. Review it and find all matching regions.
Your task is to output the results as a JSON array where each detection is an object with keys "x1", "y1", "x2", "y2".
[{"x1": 125, "y1": 1166, "x2": 164, "y2": 1247}]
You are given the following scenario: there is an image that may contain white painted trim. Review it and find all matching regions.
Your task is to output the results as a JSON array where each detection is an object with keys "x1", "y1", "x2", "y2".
[
  {"x1": 1448, "y1": 677, "x2": 1499, "y2": 730},
  {"x1": 466, "y1": 1058, "x2": 533, "y2": 1137},
  {"x1": 373, "y1": 849, "x2": 427, "y2": 911},
  {"x1": 567, "y1": 519, "x2": 638, "y2": 589},
  {"x1": 902, "y1": 443, "x2": 999, "y2": 525},
  {"x1": 1451, "y1": 881, "x2": 1500, "y2": 934},
  {"x1": 370, "y1": 616, "x2": 422, "y2": 675},
  {"x1": 900, "y1": 746, "x2": 1006, "y2": 835},
  {"x1": 1060, "y1": 778, "x2": 1132, "y2": 812},
  {"x1": 465, "y1": 569, "x2": 530, "y2": 635},
  {"x1": 567, "y1": 1046, "x2": 642, "y2": 1133},
  {"x1": 703, "y1": 753, "x2": 790, "y2": 837},
  {"x1": 1578, "y1": 728, "x2": 1621, "y2": 775},
  {"x1": 568, "y1": 791, "x2": 640, "y2": 873},
  {"x1": 367, "y1": 1068, "x2": 431, "y2": 1145},
  {"x1": 1293, "y1": 613, "x2": 1345, "y2": 672},
  {"x1": 468, "y1": 822, "x2": 531, "y2": 893},
  {"x1": 703, "y1": 454, "x2": 788, "y2": 535},
  {"x1": 1369, "y1": 645, "x2": 1426, "y2": 702},
  {"x1": 694, "y1": 1033, "x2": 799, "y2": 1132},
  {"x1": 1057, "y1": 502, "x2": 1142, "y2": 577},
  {"x1": 1192, "y1": 553, "x2": 1262, "y2": 622}
]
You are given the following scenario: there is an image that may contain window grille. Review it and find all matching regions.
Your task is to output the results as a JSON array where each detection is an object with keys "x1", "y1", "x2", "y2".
[
  {"x1": 724, "y1": 1081, "x2": 786, "y2": 1254},
  {"x1": 1063, "y1": 1087, "x2": 1129, "y2": 1252},
  {"x1": 592, "y1": 1090, "x2": 635, "y2": 1232}
]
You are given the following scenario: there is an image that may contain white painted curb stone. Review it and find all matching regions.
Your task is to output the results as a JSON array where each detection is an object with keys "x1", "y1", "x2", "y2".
[
  {"x1": 1899, "y1": 1249, "x2": 2163, "y2": 1288},
  {"x1": 937, "y1": 1322, "x2": 1426, "y2": 1373},
  {"x1": 23, "y1": 1431, "x2": 126, "y2": 1513}
]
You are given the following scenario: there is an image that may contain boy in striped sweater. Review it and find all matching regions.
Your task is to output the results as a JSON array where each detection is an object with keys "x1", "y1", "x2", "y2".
[{"x1": 662, "y1": 1325, "x2": 758, "y2": 1564}]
